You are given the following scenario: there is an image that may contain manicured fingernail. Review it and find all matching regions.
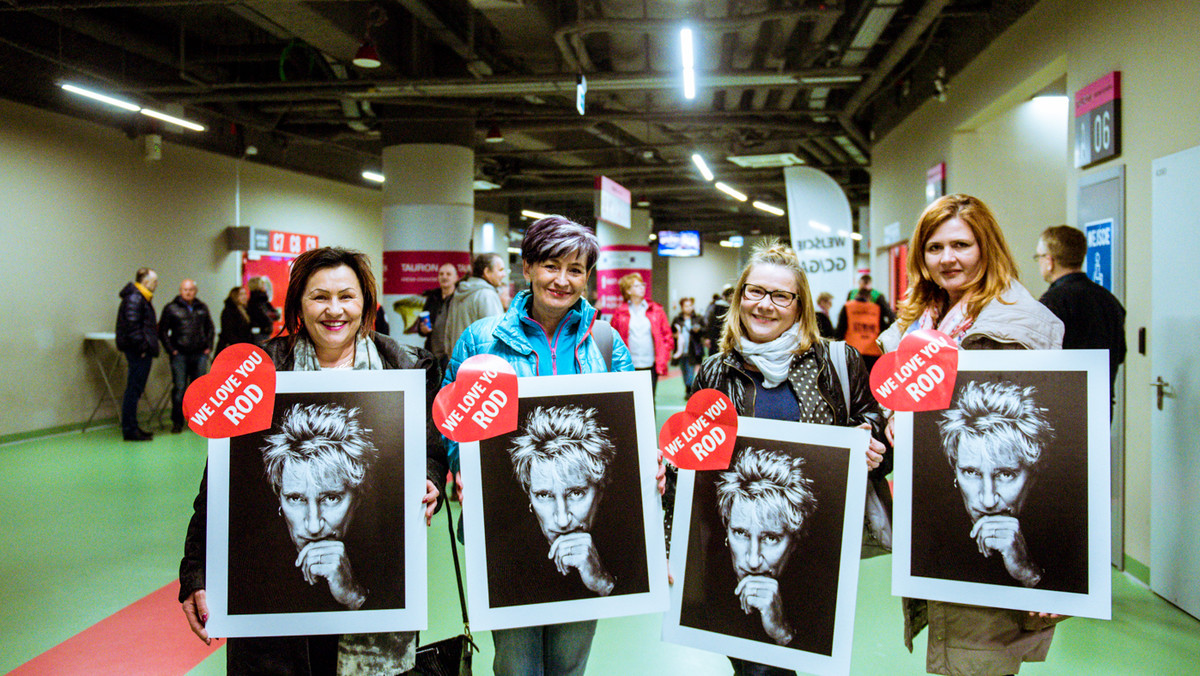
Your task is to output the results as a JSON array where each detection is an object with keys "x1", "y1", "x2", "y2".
[{"x1": 201, "y1": 613, "x2": 208, "y2": 623}]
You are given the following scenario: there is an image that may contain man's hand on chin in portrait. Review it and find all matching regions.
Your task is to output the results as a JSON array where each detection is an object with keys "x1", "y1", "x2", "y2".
[
  {"x1": 296, "y1": 539, "x2": 368, "y2": 609},
  {"x1": 971, "y1": 514, "x2": 1043, "y2": 588},
  {"x1": 734, "y1": 575, "x2": 794, "y2": 646},
  {"x1": 548, "y1": 532, "x2": 615, "y2": 596}
]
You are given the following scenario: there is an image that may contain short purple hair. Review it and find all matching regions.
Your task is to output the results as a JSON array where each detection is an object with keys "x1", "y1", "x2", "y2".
[{"x1": 521, "y1": 215, "x2": 600, "y2": 270}]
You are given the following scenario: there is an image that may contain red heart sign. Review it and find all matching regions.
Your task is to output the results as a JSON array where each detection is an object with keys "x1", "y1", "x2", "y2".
[
  {"x1": 658, "y1": 389, "x2": 738, "y2": 470},
  {"x1": 869, "y1": 329, "x2": 959, "y2": 411},
  {"x1": 433, "y1": 354, "x2": 518, "y2": 442},
  {"x1": 182, "y1": 344, "x2": 276, "y2": 438}
]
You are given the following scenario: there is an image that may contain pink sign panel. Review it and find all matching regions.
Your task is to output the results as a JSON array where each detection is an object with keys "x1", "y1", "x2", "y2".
[
  {"x1": 594, "y1": 175, "x2": 632, "y2": 228},
  {"x1": 382, "y1": 250, "x2": 471, "y2": 295},
  {"x1": 595, "y1": 245, "x2": 652, "y2": 315},
  {"x1": 1075, "y1": 71, "x2": 1121, "y2": 118}
]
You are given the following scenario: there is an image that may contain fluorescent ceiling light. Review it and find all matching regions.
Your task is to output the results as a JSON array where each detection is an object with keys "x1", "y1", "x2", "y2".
[
  {"x1": 139, "y1": 107, "x2": 206, "y2": 132},
  {"x1": 752, "y1": 201, "x2": 785, "y2": 216},
  {"x1": 648, "y1": 233, "x2": 657, "y2": 241},
  {"x1": 473, "y1": 179, "x2": 501, "y2": 190},
  {"x1": 799, "y1": 75, "x2": 863, "y2": 85},
  {"x1": 691, "y1": 153, "x2": 714, "y2": 181},
  {"x1": 728, "y1": 235, "x2": 744, "y2": 246},
  {"x1": 838, "y1": 229, "x2": 864, "y2": 241},
  {"x1": 681, "y1": 28, "x2": 696, "y2": 100},
  {"x1": 683, "y1": 68, "x2": 696, "y2": 100},
  {"x1": 727, "y1": 153, "x2": 804, "y2": 169},
  {"x1": 850, "y1": 4, "x2": 901, "y2": 50},
  {"x1": 521, "y1": 209, "x2": 548, "y2": 220},
  {"x1": 715, "y1": 182, "x2": 747, "y2": 202},
  {"x1": 61, "y1": 83, "x2": 140, "y2": 112},
  {"x1": 507, "y1": 247, "x2": 522, "y2": 254},
  {"x1": 362, "y1": 171, "x2": 385, "y2": 183}
]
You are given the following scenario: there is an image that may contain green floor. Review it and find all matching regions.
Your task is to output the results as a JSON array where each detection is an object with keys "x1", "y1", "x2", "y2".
[{"x1": 2, "y1": 375, "x2": 1197, "y2": 675}]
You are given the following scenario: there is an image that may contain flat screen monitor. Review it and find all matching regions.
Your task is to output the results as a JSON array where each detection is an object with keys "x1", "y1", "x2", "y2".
[{"x1": 657, "y1": 230, "x2": 702, "y2": 257}]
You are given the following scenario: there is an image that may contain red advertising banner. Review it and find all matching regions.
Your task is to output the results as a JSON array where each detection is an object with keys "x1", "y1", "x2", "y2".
[{"x1": 382, "y1": 250, "x2": 471, "y2": 295}]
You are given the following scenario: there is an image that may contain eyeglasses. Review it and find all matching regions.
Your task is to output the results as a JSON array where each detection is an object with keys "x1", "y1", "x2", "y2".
[
  {"x1": 742, "y1": 283, "x2": 798, "y2": 308},
  {"x1": 1032, "y1": 253, "x2": 1050, "y2": 262}
]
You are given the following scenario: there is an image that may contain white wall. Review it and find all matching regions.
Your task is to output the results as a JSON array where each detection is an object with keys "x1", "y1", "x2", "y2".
[
  {"x1": 0, "y1": 98, "x2": 382, "y2": 437},
  {"x1": 664, "y1": 245, "x2": 743, "y2": 317},
  {"x1": 868, "y1": 0, "x2": 1200, "y2": 570}
]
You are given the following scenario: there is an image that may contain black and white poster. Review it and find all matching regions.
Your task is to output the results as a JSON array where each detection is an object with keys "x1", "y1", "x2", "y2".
[
  {"x1": 662, "y1": 417, "x2": 868, "y2": 676},
  {"x1": 459, "y1": 371, "x2": 668, "y2": 630},
  {"x1": 206, "y1": 370, "x2": 428, "y2": 637},
  {"x1": 892, "y1": 350, "x2": 1111, "y2": 619}
]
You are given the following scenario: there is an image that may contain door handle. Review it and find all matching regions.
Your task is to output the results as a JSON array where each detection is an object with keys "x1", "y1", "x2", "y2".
[{"x1": 1151, "y1": 376, "x2": 1171, "y2": 410}]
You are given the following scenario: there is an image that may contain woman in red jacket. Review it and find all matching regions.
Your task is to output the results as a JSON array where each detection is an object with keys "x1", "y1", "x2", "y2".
[{"x1": 610, "y1": 272, "x2": 673, "y2": 395}]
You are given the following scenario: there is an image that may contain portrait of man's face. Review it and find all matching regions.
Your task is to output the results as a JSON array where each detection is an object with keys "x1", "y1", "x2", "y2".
[
  {"x1": 952, "y1": 437, "x2": 1036, "y2": 524},
  {"x1": 726, "y1": 498, "x2": 798, "y2": 580},
  {"x1": 527, "y1": 457, "x2": 603, "y2": 544},
  {"x1": 278, "y1": 459, "x2": 360, "y2": 552}
]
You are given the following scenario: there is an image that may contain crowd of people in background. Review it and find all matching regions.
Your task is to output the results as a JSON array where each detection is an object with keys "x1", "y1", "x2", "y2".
[{"x1": 116, "y1": 191, "x2": 1127, "y2": 676}]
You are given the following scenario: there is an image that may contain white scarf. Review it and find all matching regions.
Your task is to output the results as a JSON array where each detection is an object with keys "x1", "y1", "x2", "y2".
[
  {"x1": 292, "y1": 335, "x2": 382, "y2": 371},
  {"x1": 738, "y1": 324, "x2": 800, "y2": 388}
]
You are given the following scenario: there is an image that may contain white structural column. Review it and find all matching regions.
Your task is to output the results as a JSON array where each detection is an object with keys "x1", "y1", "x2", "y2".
[
  {"x1": 380, "y1": 121, "x2": 475, "y2": 346},
  {"x1": 595, "y1": 207, "x2": 652, "y2": 319}
]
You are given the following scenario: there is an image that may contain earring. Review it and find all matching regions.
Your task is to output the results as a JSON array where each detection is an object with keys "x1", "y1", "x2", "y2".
[
  {"x1": 953, "y1": 478, "x2": 958, "y2": 488},
  {"x1": 528, "y1": 503, "x2": 533, "y2": 514},
  {"x1": 278, "y1": 506, "x2": 282, "y2": 516}
]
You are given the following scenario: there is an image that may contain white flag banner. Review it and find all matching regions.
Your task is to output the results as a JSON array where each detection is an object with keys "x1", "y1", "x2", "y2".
[{"x1": 783, "y1": 167, "x2": 855, "y2": 306}]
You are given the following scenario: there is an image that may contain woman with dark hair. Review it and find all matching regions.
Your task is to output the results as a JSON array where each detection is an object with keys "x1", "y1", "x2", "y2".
[
  {"x1": 670, "y1": 296, "x2": 706, "y2": 393},
  {"x1": 215, "y1": 285, "x2": 253, "y2": 354},
  {"x1": 610, "y1": 272, "x2": 673, "y2": 395},
  {"x1": 690, "y1": 240, "x2": 888, "y2": 676},
  {"x1": 246, "y1": 275, "x2": 280, "y2": 346},
  {"x1": 179, "y1": 247, "x2": 447, "y2": 675},
  {"x1": 879, "y1": 194, "x2": 1065, "y2": 676},
  {"x1": 444, "y1": 215, "x2": 663, "y2": 676}
]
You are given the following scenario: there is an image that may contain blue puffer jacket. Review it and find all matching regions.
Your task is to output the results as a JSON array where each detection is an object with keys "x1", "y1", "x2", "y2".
[{"x1": 443, "y1": 290, "x2": 633, "y2": 469}]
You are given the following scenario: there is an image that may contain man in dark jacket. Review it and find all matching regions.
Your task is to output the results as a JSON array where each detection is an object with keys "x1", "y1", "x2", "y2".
[
  {"x1": 115, "y1": 267, "x2": 160, "y2": 441},
  {"x1": 1036, "y1": 225, "x2": 1126, "y2": 413},
  {"x1": 159, "y1": 279, "x2": 216, "y2": 433}
]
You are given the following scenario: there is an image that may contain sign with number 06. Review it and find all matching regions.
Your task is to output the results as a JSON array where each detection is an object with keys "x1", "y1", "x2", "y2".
[{"x1": 1074, "y1": 71, "x2": 1121, "y2": 169}]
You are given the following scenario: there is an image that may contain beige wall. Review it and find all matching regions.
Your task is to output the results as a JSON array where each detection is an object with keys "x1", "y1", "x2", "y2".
[
  {"x1": 869, "y1": 0, "x2": 1200, "y2": 568},
  {"x1": 0, "y1": 98, "x2": 382, "y2": 437},
  {"x1": 665, "y1": 244, "x2": 743, "y2": 317}
]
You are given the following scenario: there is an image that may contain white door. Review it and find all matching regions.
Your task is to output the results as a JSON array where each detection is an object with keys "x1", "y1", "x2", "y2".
[{"x1": 1150, "y1": 145, "x2": 1200, "y2": 620}]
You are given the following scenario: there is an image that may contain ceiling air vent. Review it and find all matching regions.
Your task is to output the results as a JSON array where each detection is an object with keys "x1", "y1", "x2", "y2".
[{"x1": 726, "y1": 153, "x2": 805, "y2": 169}]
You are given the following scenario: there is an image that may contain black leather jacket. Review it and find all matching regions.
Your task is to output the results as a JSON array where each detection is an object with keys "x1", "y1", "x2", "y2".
[
  {"x1": 179, "y1": 332, "x2": 448, "y2": 602},
  {"x1": 115, "y1": 282, "x2": 159, "y2": 357},
  {"x1": 158, "y1": 296, "x2": 215, "y2": 355},
  {"x1": 691, "y1": 338, "x2": 891, "y2": 479}
]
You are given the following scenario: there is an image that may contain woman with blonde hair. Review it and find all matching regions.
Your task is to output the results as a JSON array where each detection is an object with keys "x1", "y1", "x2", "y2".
[
  {"x1": 879, "y1": 194, "x2": 1065, "y2": 675},
  {"x1": 610, "y1": 272, "x2": 673, "y2": 395},
  {"x1": 690, "y1": 240, "x2": 888, "y2": 676}
]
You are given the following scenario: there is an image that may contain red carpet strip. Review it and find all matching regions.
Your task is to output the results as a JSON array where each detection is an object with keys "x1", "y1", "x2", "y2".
[{"x1": 12, "y1": 581, "x2": 222, "y2": 675}]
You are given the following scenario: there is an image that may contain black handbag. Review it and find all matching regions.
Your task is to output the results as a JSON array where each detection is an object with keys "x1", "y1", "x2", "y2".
[{"x1": 414, "y1": 498, "x2": 477, "y2": 676}]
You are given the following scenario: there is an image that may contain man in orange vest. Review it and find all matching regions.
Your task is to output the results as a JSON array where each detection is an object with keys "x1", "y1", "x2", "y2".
[{"x1": 836, "y1": 274, "x2": 895, "y2": 369}]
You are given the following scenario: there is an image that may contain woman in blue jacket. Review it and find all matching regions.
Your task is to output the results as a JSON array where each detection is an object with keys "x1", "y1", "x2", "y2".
[{"x1": 443, "y1": 215, "x2": 637, "y2": 676}]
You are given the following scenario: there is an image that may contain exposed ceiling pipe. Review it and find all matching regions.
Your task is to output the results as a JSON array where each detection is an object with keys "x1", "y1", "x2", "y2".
[
  {"x1": 838, "y1": 0, "x2": 952, "y2": 147},
  {"x1": 33, "y1": 9, "x2": 225, "y2": 85},
  {"x1": 140, "y1": 68, "x2": 866, "y2": 103},
  {"x1": 393, "y1": 0, "x2": 496, "y2": 77},
  {"x1": 552, "y1": 8, "x2": 840, "y2": 74}
]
